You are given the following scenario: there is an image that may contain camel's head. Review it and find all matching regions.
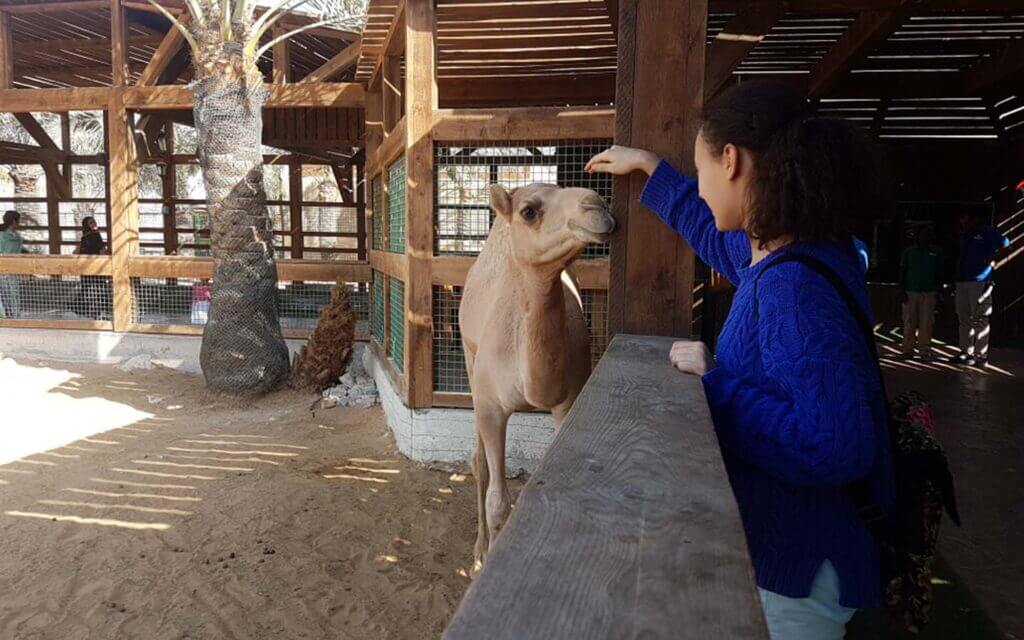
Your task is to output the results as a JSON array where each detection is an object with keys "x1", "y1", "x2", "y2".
[{"x1": 489, "y1": 183, "x2": 615, "y2": 271}]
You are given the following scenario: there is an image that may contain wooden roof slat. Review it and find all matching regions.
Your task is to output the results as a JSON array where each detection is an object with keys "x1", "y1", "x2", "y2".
[
  {"x1": 806, "y1": 10, "x2": 909, "y2": 98},
  {"x1": 705, "y1": 1, "x2": 786, "y2": 98}
]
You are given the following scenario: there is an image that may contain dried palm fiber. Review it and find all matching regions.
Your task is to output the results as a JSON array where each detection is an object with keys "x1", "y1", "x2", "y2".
[
  {"x1": 194, "y1": 68, "x2": 290, "y2": 394},
  {"x1": 291, "y1": 280, "x2": 356, "y2": 392}
]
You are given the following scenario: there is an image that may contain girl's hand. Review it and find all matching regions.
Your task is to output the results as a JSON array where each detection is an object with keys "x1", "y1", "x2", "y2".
[
  {"x1": 669, "y1": 340, "x2": 716, "y2": 376},
  {"x1": 585, "y1": 146, "x2": 660, "y2": 176}
]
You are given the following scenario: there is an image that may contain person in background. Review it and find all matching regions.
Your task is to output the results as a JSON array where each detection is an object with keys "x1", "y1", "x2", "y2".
[
  {"x1": 0, "y1": 210, "x2": 28, "y2": 318},
  {"x1": 900, "y1": 226, "x2": 941, "y2": 361},
  {"x1": 75, "y1": 216, "x2": 107, "y2": 256},
  {"x1": 74, "y1": 217, "x2": 109, "y2": 319},
  {"x1": 191, "y1": 278, "x2": 211, "y2": 325},
  {"x1": 955, "y1": 211, "x2": 1009, "y2": 367},
  {"x1": 587, "y1": 81, "x2": 893, "y2": 640}
]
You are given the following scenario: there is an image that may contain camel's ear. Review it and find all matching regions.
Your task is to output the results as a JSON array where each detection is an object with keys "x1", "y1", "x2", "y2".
[{"x1": 489, "y1": 184, "x2": 513, "y2": 220}]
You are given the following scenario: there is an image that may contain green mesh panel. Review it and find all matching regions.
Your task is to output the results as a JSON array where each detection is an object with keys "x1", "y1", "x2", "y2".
[
  {"x1": 371, "y1": 271, "x2": 385, "y2": 345},
  {"x1": 387, "y1": 156, "x2": 406, "y2": 254},
  {"x1": 388, "y1": 277, "x2": 404, "y2": 371},
  {"x1": 371, "y1": 177, "x2": 383, "y2": 252}
]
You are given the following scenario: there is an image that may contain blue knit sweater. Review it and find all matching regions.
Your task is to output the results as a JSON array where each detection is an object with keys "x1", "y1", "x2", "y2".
[{"x1": 641, "y1": 161, "x2": 895, "y2": 609}]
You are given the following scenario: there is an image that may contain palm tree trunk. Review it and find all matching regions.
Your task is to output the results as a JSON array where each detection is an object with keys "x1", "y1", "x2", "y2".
[{"x1": 194, "y1": 75, "x2": 289, "y2": 394}]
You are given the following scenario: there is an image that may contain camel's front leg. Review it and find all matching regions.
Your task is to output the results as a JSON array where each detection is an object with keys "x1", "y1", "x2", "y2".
[
  {"x1": 474, "y1": 399, "x2": 512, "y2": 565},
  {"x1": 471, "y1": 431, "x2": 489, "y2": 571}
]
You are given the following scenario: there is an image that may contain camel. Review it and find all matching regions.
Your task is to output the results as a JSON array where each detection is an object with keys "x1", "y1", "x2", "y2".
[{"x1": 459, "y1": 183, "x2": 615, "y2": 568}]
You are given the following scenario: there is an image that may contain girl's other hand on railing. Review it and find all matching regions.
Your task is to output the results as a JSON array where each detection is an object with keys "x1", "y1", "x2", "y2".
[{"x1": 669, "y1": 340, "x2": 716, "y2": 376}]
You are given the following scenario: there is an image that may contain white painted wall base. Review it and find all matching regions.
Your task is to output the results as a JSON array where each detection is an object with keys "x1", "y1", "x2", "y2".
[
  {"x1": 0, "y1": 328, "x2": 306, "y2": 374},
  {"x1": 362, "y1": 346, "x2": 555, "y2": 473}
]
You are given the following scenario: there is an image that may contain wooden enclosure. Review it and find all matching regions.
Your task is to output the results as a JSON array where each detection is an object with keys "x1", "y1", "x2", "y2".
[{"x1": 1, "y1": 0, "x2": 1021, "y2": 637}]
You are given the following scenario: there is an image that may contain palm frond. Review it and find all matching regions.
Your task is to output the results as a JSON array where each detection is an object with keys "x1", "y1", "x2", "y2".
[{"x1": 144, "y1": 0, "x2": 202, "y2": 59}]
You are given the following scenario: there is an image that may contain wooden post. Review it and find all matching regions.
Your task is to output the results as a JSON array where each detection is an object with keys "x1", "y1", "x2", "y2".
[
  {"x1": 162, "y1": 121, "x2": 178, "y2": 255},
  {"x1": 108, "y1": 89, "x2": 139, "y2": 331},
  {"x1": 289, "y1": 157, "x2": 304, "y2": 259},
  {"x1": 609, "y1": 0, "x2": 708, "y2": 339},
  {"x1": 272, "y1": 25, "x2": 291, "y2": 84},
  {"x1": 111, "y1": 0, "x2": 130, "y2": 86},
  {"x1": 356, "y1": 161, "x2": 367, "y2": 260},
  {"x1": 383, "y1": 55, "x2": 402, "y2": 133},
  {"x1": 0, "y1": 11, "x2": 12, "y2": 89},
  {"x1": 403, "y1": 0, "x2": 437, "y2": 407}
]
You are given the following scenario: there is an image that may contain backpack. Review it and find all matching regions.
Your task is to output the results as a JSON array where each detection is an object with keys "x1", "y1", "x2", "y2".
[{"x1": 760, "y1": 251, "x2": 961, "y2": 633}]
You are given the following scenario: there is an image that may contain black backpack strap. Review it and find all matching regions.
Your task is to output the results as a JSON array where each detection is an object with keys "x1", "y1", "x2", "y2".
[{"x1": 756, "y1": 251, "x2": 891, "y2": 529}]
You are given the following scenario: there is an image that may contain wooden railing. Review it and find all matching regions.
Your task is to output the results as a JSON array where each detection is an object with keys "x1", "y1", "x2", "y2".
[
  {"x1": 443, "y1": 334, "x2": 769, "y2": 640},
  {"x1": 0, "y1": 254, "x2": 370, "y2": 339}
]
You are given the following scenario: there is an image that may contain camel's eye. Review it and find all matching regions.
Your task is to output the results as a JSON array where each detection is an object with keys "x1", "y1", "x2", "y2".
[{"x1": 520, "y1": 206, "x2": 538, "y2": 222}]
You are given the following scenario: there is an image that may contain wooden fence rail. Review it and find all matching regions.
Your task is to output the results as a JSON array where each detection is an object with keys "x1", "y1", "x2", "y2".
[{"x1": 443, "y1": 334, "x2": 769, "y2": 640}]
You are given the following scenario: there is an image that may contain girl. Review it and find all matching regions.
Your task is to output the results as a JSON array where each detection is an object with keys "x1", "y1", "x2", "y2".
[
  {"x1": 0, "y1": 210, "x2": 27, "y2": 317},
  {"x1": 586, "y1": 82, "x2": 894, "y2": 640},
  {"x1": 74, "y1": 217, "x2": 109, "y2": 319}
]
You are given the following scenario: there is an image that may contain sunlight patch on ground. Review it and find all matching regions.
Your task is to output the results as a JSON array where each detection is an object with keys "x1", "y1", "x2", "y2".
[
  {"x1": 4, "y1": 510, "x2": 170, "y2": 531},
  {"x1": 0, "y1": 358, "x2": 153, "y2": 466}
]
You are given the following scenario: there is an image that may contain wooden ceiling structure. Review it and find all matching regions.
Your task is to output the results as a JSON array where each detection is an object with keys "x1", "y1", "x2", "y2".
[{"x1": 354, "y1": 0, "x2": 1023, "y2": 138}]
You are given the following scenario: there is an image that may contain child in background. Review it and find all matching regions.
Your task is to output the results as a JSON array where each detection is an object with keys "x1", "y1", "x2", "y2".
[{"x1": 191, "y1": 279, "x2": 211, "y2": 325}]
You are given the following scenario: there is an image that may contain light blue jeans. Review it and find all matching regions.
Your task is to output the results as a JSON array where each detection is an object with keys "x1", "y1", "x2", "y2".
[{"x1": 759, "y1": 561, "x2": 856, "y2": 640}]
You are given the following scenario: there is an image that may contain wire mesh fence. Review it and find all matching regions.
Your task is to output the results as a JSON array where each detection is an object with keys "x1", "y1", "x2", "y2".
[
  {"x1": 130, "y1": 278, "x2": 369, "y2": 333},
  {"x1": 387, "y1": 156, "x2": 406, "y2": 254},
  {"x1": 433, "y1": 285, "x2": 468, "y2": 393},
  {"x1": 581, "y1": 289, "x2": 610, "y2": 366},
  {"x1": 434, "y1": 140, "x2": 613, "y2": 258},
  {"x1": 371, "y1": 177, "x2": 383, "y2": 251},
  {"x1": 388, "y1": 277, "x2": 405, "y2": 371},
  {"x1": 432, "y1": 284, "x2": 610, "y2": 393},
  {"x1": 0, "y1": 274, "x2": 112, "y2": 321},
  {"x1": 371, "y1": 270, "x2": 385, "y2": 346}
]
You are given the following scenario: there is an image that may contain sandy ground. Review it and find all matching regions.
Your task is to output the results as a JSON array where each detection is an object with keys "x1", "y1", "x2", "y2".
[{"x1": 0, "y1": 357, "x2": 509, "y2": 640}]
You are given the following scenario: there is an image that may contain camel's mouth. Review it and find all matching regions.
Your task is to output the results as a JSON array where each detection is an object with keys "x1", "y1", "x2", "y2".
[{"x1": 568, "y1": 218, "x2": 614, "y2": 244}]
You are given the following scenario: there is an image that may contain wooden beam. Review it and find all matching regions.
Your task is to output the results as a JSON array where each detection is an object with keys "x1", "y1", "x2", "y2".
[
  {"x1": 111, "y1": 0, "x2": 130, "y2": 86},
  {"x1": 432, "y1": 106, "x2": 615, "y2": 141},
  {"x1": 123, "y1": 83, "x2": 365, "y2": 109},
  {"x1": 0, "y1": 12, "x2": 11, "y2": 90},
  {"x1": 964, "y1": 39, "x2": 1024, "y2": 96},
  {"x1": 367, "y1": 115, "x2": 405, "y2": 179},
  {"x1": 382, "y1": 55, "x2": 402, "y2": 132},
  {"x1": 137, "y1": 22, "x2": 188, "y2": 87},
  {"x1": 0, "y1": 254, "x2": 111, "y2": 276},
  {"x1": 125, "y1": 255, "x2": 370, "y2": 281},
  {"x1": 403, "y1": 0, "x2": 436, "y2": 408},
  {"x1": 609, "y1": 0, "x2": 707, "y2": 339},
  {"x1": 108, "y1": 89, "x2": 140, "y2": 332},
  {"x1": 806, "y1": 10, "x2": 908, "y2": 99},
  {"x1": 438, "y1": 74, "x2": 615, "y2": 108},
  {"x1": 2, "y1": 1, "x2": 108, "y2": 14},
  {"x1": 709, "y1": 0, "x2": 1022, "y2": 11},
  {"x1": 13, "y1": 113, "x2": 72, "y2": 200},
  {"x1": 704, "y1": 2, "x2": 785, "y2": 100},
  {"x1": 444, "y1": 335, "x2": 769, "y2": 640},
  {"x1": 272, "y1": 25, "x2": 291, "y2": 85},
  {"x1": 288, "y1": 158, "x2": 303, "y2": 259},
  {"x1": 300, "y1": 38, "x2": 361, "y2": 84},
  {"x1": 368, "y1": 0, "x2": 406, "y2": 91}
]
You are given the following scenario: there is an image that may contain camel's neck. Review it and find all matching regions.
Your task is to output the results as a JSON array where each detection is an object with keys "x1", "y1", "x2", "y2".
[{"x1": 513, "y1": 269, "x2": 570, "y2": 408}]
